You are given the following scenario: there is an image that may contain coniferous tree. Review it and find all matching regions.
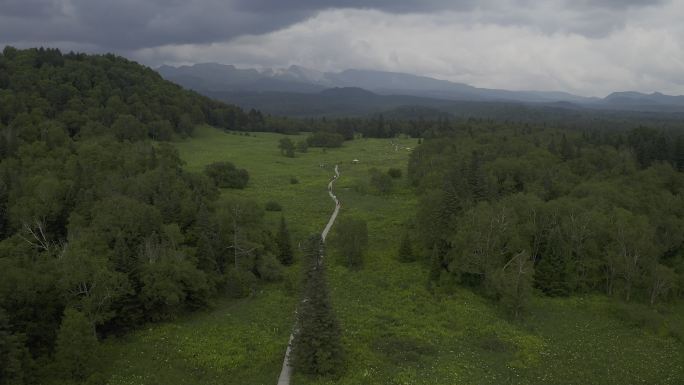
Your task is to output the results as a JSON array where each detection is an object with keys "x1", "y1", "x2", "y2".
[
  {"x1": 54, "y1": 308, "x2": 98, "y2": 381},
  {"x1": 559, "y1": 134, "x2": 574, "y2": 161},
  {"x1": 534, "y1": 229, "x2": 570, "y2": 296},
  {"x1": 467, "y1": 151, "x2": 488, "y2": 202},
  {"x1": 276, "y1": 216, "x2": 294, "y2": 266},
  {"x1": 291, "y1": 236, "x2": 344, "y2": 376}
]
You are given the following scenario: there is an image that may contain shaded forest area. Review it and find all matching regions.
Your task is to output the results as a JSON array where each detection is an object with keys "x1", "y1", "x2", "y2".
[
  {"x1": 406, "y1": 123, "x2": 684, "y2": 319},
  {"x1": 0, "y1": 48, "x2": 291, "y2": 384}
]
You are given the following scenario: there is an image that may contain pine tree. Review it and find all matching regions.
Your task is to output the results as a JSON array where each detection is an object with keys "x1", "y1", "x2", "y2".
[
  {"x1": 54, "y1": 308, "x2": 98, "y2": 381},
  {"x1": 467, "y1": 151, "x2": 488, "y2": 202},
  {"x1": 560, "y1": 134, "x2": 574, "y2": 161},
  {"x1": 534, "y1": 230, "x2": 570, "y2": 297},
  {"x1": 276, "y1": 216, "x2": 294, "y2": 266},
  {"x1": 397, "y1": 231, "x2": 414, "y2": 262},
  {"x1": 291, "y1": 240, "x2": 343, "y2": 376}
]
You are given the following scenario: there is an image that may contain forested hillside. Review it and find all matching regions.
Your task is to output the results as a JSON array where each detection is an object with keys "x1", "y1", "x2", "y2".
[
  {"x1": 0, "y1": 47, "x2": 285, "y2": 384},
  {"x1": 408, "y1": 123, "x2": 684, "y2": 316}
]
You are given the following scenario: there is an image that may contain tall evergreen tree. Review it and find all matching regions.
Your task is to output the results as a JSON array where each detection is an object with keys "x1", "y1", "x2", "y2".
[
  {"x1": 276, "y1": 216, "x2": 294, "y2": 266},
  {"x1": 291, "y1": 237, "x2": 344, "y2": 376},
  {"x1": 467, "y1": 151, "x2": 488, "y2": 202},
  {"x1": 559, "y1": 134, "x2": 574, "y2": 161},
  {"x1": 534, "y1": 229, "x2": 570, "y2": 297}
]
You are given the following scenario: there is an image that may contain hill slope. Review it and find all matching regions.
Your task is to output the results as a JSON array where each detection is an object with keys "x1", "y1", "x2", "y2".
[{"x1": 0, "y1": 47, "x2": 275, "y2": 384}]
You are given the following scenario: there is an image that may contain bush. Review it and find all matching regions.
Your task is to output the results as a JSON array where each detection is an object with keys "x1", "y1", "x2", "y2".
[
  {"x1": 290, "y1": 177, "x2": 299, "y2": 184},
  {"x1": 265, "y1": 201, "x2": 282, "y2": 211},
  {"x1": 256, "y1": 254, "x2": 284, "y2": 282},
  {"x1": 329, "y1": 216, "x2": 368, "y2": 269},
  {"x1": 611, "y1": 302, "x2": 666, "y2": 333},
  {"x1": 369, "y1": 168, "x2": 393, "y2": 195},
  {"x1": 307, "y1": 131, "x2": 344, "y2": 148},
  {"x1": 387, "y1": 168, "x2": 402, "y2": 178},
  {"x1": 224, "y1": 269, "x2": 256, "y2": 298},
  {"x1": 204, "y1": 161, "x2": 249, "y2": 189}
]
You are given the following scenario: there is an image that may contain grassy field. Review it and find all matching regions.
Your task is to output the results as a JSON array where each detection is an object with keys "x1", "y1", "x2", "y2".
[{"x1": 101, "y1": 125, "x2": 684, "y2": 385}]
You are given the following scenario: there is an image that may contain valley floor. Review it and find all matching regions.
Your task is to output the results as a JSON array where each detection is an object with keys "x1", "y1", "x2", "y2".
[{"x1": 101, "y1": 126, "x2": 684, "y2": 385}]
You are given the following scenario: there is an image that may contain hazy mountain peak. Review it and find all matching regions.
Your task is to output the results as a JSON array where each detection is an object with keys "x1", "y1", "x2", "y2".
[{"x1": 156, "y1": 62, "x2": 684, "y2": 111}]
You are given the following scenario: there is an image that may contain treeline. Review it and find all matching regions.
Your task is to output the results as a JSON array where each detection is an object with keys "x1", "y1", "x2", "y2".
[
  {"x1": 408, "y1": 123, "x2": 684, "y2": 317},
  {"x1": 266, "y1": 114, "x2": 684, "y2": 166},
  {"x1": 0, "y1": 46, "x2": 264, "y2": 145},
  {"x1": 0, "y1": 47, "x2": 291, "y2": 384}
]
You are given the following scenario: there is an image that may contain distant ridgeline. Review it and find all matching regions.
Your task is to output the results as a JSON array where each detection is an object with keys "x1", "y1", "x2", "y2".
[{"x1": 0, "y1": 47, "x2": 289, "y2": 383}]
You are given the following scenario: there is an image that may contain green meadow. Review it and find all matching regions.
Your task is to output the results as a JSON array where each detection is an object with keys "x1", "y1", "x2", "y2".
[{"x1": 101, "y1": 125, "x2": 684, "y2": 385}]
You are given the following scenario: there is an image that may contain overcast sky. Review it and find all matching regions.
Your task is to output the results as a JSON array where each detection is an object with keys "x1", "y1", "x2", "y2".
[{"x1": 1, "y1": 0, "x2": 683, "y2": 96}]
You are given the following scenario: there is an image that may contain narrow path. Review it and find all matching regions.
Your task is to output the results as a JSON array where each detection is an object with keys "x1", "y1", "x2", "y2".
[{"x1": 277, "y1": 164, "x2": 341, "y2": 385}]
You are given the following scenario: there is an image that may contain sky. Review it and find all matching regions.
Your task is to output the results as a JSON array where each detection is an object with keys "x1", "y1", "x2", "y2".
[{"x1": 1, "y1": 0, "x2": 683, "y2": 97}]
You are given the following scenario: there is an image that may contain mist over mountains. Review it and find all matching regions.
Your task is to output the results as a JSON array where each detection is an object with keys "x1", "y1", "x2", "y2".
[{"x1": 157, "y1": 63, "x2": 684, "y2": 117}]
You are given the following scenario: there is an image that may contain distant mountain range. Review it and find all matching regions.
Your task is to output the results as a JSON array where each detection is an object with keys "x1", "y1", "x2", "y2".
[{"x1": 157, "y1": 63, "x2": 684, "y2": 116}]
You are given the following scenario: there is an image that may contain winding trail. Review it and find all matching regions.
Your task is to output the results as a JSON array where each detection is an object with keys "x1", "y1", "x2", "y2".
[{"x1": 276, "y1": 164, "x2": 341, "y2": 385}]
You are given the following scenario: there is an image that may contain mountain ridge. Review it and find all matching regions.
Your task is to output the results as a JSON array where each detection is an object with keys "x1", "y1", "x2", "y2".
[{"x1": 157, "y1": 63, "x2": 684, "y2": 113}]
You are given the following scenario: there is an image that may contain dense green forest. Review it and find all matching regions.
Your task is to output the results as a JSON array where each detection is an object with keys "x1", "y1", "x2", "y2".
[
  {"x1": 407, "y1": 123, "x2": 684, "y2": 317},
  {"x1": 0, "y1": 47, "x2": 289, "y2": 384}
]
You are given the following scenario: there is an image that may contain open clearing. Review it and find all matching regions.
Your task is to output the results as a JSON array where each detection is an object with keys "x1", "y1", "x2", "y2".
[{"x1": 101, "y1": 126, "x2": 684, "y2": 385}]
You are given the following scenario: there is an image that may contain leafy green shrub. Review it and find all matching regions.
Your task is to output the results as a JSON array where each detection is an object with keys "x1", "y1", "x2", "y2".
[
  {"x1": 397, "y1": 231, "x2": 415, "y2": 262},
  {"x1": 369, "y1": 168, "x2": 393, "y2": 195},
  {"x1": 307, "y1": 131, "x2": 344, "y2": 148},
  {"x1": 204, "y1": 161, "x2": 249, "y2": 189},
  {"x1": 478, "y1": 334, "x2": 514, "y2": 353},
  {"x1": 611, "y1": 302, "x2": 665, "y2": 332},
  {"x1": 224, "y1": 269, "x2": 256, "y2": 298},
  {"x1": 329, "y1": 216, "x2": 368, "y2": 269},
  {"x1": 283, "y1": 268, "x2": 301, "y2": 297},
  {"x1": 290, "y1": 177, "x2": 299, "y2": 184},
  {"x1": 256, "y1": 254, "x2": 283, "y2": 282},
  {"x1": 265, "y1": 201, "x2": 282, "y2": 211},
  {"x1": 387, "y1": 168, "x2": 402, "y2": 178}
]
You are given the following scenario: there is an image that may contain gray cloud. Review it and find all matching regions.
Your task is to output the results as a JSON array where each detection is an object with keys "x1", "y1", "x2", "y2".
[
  {"x1": 0, "y1": 0, "x2": 671, "y2": 50},
  {"x1": 0, "y1": 0, "x2": 680, "y2": 96}
]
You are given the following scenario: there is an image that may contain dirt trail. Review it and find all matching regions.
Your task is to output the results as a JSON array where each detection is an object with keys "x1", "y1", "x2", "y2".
[{"x1": 276, "y1": 164, "x2": 340, "y2": 385}]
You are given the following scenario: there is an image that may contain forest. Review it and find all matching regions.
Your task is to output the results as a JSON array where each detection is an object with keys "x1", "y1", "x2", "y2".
[
  {"x1": 0, "y1": 47, "x2": 290, "y2": 384},
  {"x1": 408, "y1": 123, "x2": 684, "y2": 316}
]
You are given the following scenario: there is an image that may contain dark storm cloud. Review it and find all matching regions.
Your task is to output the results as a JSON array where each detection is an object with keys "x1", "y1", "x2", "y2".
[
  {"x1": 0, "y1": 0, "x2": 310, "y2": 49},
  {"x1": 231, "y1": 0, "x2": 480, "y2": 13},
  {"x1": 0, "y1": 0, "x2": 670, "y2": 51}
]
